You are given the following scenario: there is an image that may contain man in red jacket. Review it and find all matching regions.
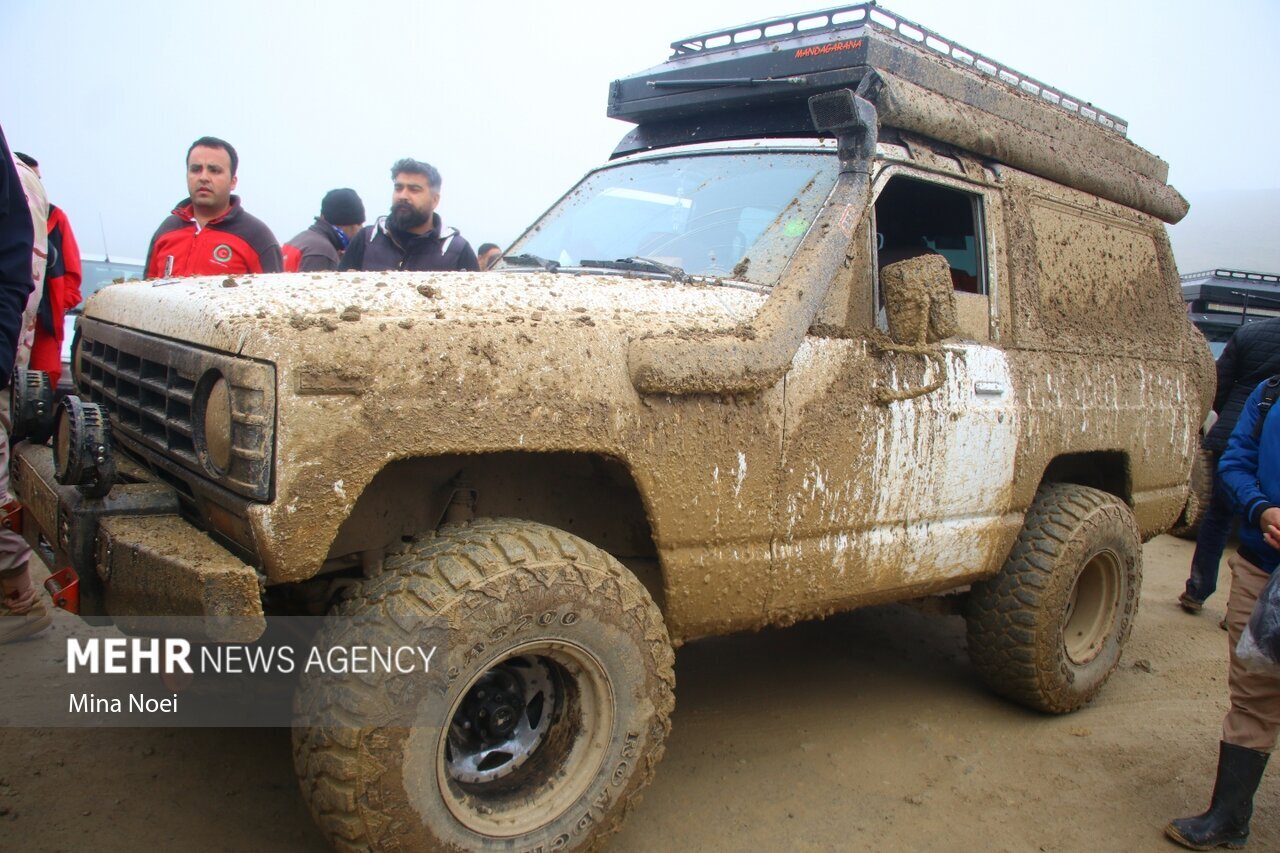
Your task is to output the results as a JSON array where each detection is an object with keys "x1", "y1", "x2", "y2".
[
  {"x1": 145, "y1": 136, "x2": 281, "y2": 278},
  {"x1": 15, "y1": 153, "x2": 81, "y2": 389}
]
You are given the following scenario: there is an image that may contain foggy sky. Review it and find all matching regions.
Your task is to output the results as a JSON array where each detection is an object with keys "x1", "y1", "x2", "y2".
[{"x1": 4, "y1": 0, "x2": 1278, "y2": 271}]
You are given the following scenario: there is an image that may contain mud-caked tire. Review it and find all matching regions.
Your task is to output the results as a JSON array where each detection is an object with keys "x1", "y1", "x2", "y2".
[
  {"x1": 293, "y1": 518, "x2": 675, "y2": 852},
  {"x1": 965, "y1": 484, "x2": 1141, "y2": 714},
  {"x1": 1169, "y1": 446, "x2": 1213, "y2": 540}
]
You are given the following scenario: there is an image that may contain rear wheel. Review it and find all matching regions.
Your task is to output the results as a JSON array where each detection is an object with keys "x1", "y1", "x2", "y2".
[
  {"x1": 965, "y1": 484, "x2": 1141, "y2": 713},
  {"x1": 293, "y1": 518, "x2": 675, "y2": 851}
]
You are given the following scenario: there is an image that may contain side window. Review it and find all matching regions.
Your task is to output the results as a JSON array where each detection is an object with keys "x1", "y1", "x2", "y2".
[{"x1": 873, "y1": 176, "x2": 985, "y2": 294}]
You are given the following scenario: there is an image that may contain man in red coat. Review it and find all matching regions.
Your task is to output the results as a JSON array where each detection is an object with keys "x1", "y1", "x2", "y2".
[
  {"x1": 145, "y1": 136, "x2": 281, "y2": 278},
  {"x1": 15, "y1": 153, "x2": 81, "y2": 389}
]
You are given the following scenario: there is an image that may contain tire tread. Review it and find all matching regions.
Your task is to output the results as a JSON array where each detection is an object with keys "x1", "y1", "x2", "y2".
[
  {"x1": 294, "y1": 517, "x2": 674, "y2": 851},
  {"x1": 966, "y1": 484, "x2": 1141, "y2": 714}
]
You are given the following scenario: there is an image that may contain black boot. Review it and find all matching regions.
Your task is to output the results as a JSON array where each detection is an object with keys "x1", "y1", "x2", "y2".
[{"x1": 1166, "y1": 741, "x2": 1270, "y2": 850}]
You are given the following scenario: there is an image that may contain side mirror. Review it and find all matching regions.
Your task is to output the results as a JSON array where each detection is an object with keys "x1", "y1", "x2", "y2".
[{"x1": 880, "y1": 254, "x2": 958, "y2": 348}]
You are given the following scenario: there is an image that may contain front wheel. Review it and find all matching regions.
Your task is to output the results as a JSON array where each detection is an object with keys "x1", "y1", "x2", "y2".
[
  {"x1": 965, "y1": 484, "x2": 1141, "y2": 714},
  {"x1": 293, "y1": 518, "x2": 675, "y2": 851}
]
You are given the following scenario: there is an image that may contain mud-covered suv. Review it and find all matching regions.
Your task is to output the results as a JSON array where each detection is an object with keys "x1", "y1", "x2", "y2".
[{"x1": 13, "y1": 4, "x2": 1212, "y2": 850}]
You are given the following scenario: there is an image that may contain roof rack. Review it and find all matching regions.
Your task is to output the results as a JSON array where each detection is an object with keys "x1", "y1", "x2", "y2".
[
  {"x1": 666, "y1": 4, "x2": 1126, "y2": 135},
  {"x1": 612, "y1": 3, "x2": 1126, "y2": 137},
  {"x1": 1181, "y1": 270, "x2": 1280, "y2": 317},
  {"x1": 1180, "y1": 269, "x2": 1280, "y2": 284},
  {"x1": 607, "y1": 3, "x2": 1186, "y2": 223}
]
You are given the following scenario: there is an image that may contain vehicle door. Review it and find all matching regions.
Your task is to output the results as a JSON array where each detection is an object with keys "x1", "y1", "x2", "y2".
[{"x1": 769, "y1": 157, "x2": 1020, "y2": 618}]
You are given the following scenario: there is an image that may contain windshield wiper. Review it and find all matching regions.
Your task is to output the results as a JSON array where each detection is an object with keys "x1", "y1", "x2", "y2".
[
  {"x1": 579, "y1": 257, "x2": 688, "y2": 283},
  {"x1": 503, "y1": 253, "x2": 560, "y2": 272}
]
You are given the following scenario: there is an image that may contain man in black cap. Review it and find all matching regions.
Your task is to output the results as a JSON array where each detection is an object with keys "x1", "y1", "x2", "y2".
[{"x1": 282, "y1": 188, "x2": 366, "y2": 272}]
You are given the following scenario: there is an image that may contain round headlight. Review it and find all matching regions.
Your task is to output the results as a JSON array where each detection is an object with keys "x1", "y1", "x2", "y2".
[
  {"x1": 52, "y1": 395, "x2": 114, "y2": 497},
  {"x1": 200, "y1": 373, "x2": 232, "y2": 474}
]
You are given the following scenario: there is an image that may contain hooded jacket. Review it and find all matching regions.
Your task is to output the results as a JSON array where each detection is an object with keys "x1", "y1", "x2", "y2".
[
  {"x1": 1220, "y1": 377, "x2": 1280, "y2": 573},
  {"x1": 340, "y1": 213, "x2": 479, "y2": 272}
]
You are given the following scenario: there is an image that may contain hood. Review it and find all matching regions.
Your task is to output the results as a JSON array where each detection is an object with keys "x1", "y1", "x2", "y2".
[{"x1": 83, "y1": 270, "x2": 767, "y2": 361}]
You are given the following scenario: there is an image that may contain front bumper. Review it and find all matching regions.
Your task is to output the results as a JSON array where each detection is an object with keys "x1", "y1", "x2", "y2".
[{"x1": 12, "y1": 442, "x2": 266, "y2": 642}]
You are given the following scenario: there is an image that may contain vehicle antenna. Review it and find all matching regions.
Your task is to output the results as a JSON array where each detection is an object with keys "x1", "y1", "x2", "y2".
[{"x1": 99, "y1": 213, "x2": 111, "y2": 262}]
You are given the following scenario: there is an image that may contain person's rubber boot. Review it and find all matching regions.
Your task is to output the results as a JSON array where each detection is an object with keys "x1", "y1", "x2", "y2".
[
  {"x1": 0, "y1": 597, "x2": 51, "y2": 643},
  {"x1": 1166, "y1": 741, "x2": 1270, "y2": 850}
]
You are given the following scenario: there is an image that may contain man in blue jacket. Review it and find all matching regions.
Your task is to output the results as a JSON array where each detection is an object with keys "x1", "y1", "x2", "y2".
[{"x1": 1168, "y1": 377, "x2": 1280, "y2": 849}]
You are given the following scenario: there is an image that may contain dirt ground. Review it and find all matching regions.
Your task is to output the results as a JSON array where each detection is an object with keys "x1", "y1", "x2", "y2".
[{"x1": 0, "y1": 533, "x2": 1274, "y2": 852}]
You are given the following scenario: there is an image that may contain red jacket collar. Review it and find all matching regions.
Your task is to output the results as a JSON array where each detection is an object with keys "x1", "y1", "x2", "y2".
[{"x1": 172, "y1": 194, "x2": 242, "y2": 225}]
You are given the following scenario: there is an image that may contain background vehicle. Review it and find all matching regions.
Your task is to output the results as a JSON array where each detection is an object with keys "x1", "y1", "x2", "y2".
[
  {"x1": 58, "y1": 254, "x2": 144, "y2": 396},
  {"x1": 13, "y1": 5, "x2": 1211, "y2": 850},
  {"x1": 1182, "y1": 267, "x2": 1280, "y2": 357}
]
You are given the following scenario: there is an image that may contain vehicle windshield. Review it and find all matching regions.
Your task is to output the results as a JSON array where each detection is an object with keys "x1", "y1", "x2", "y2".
[
  {"x1": 78, "y1": 259, "x2": 144, "y2": 309},
  {"x1": 508, "y1": 150, "x2": 839, "y2": 287}
]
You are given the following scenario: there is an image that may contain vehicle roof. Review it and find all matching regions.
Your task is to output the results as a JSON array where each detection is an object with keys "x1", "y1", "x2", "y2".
[{"x1": 80, "y1": 254, "x2": 146, "y2": 267}]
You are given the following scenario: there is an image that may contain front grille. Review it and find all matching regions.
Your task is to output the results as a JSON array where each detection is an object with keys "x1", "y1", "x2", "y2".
[
  {"x1": 75, "y1": 319, "x2": 276, "y2": 502},
  {"x1": 83, "y1": 342, "x2": 198, "y2": 462}
]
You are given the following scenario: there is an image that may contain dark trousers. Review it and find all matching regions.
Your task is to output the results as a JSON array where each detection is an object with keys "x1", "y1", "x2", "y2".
[{"x1": 1187, "y1": 459, "x2": 1236, "y2": 603}]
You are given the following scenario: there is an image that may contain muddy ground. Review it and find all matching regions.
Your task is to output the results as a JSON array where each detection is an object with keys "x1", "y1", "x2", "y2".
[{"x1": 0, "y1": 534, "x2": 1274, "y2": 852}]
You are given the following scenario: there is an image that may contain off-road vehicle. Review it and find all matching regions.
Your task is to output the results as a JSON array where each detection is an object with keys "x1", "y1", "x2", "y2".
[{"x1": 12, "y1": 4, "x2": 1212, "y2": 849}]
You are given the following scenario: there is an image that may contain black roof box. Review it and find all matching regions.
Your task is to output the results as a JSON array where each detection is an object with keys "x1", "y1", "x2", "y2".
[{"x1": 608, "y1": 4, "x2": 1127, "y2": 135}]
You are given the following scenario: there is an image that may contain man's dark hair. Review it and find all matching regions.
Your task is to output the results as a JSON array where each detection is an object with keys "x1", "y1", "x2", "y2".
[
  {"x1": 391, "y1": 158, "x2": 441, "y2": 189},
  {"x1": 13, "y1": 152, "x2": 37, "y2": 168},
  {"x1": 477, "y1": 243, "x2": 499, "y2": 255},
  {"x1": 188, "y1": 136, "x2": 239, "y2": 176}
]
